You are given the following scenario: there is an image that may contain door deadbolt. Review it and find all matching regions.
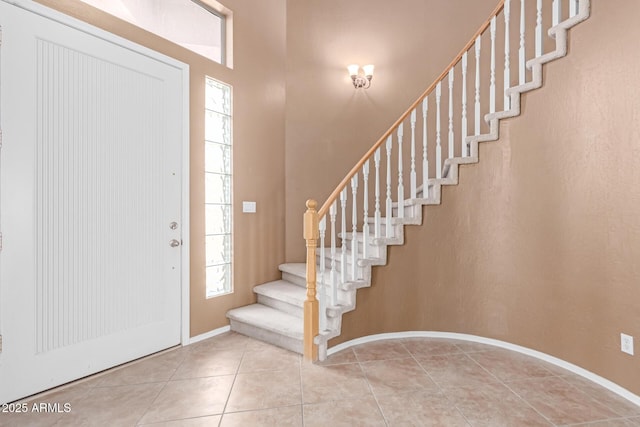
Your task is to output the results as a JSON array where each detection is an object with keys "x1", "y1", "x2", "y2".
[
  {"x1": 170, "y1": 239, "x2": 181, "y2": 247},
  {"x1": 169, "y1": 222, "x2": 178, "y2": 230}
]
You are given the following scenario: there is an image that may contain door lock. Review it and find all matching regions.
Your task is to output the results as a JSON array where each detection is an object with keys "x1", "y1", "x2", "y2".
[{"x1": 169, "y1": 222, "x2": 178, "y2": 230}]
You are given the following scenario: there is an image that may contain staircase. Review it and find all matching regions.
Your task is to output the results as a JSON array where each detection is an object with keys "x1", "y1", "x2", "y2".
[{"x1": 227, "y1": 0, "x2": 591, "y2": 360}]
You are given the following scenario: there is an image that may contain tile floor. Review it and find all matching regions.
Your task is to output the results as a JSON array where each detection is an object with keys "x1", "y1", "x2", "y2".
[{"x1": 1, "y1": 332, "x2": 639, "y2": 426}]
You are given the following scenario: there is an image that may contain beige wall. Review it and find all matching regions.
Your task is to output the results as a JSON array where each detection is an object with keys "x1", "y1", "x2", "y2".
[
  {"x1": 35, "y1": 0, "x2": 287, "y2": 337},
  {"x1": 331, "y1": 0, "x2": 640, "y2": 396},
  {"x1": 284, "y1": 0, "x2": 498, "y2": 260}
]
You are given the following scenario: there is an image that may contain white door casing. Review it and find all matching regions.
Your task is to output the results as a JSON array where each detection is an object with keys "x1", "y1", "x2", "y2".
[{"x1": 0, "y1": 0, "x2": 190, "y2": 404}]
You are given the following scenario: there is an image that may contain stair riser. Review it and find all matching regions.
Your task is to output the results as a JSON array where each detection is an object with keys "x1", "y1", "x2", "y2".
[
  {"x1": 281, "y1": 271, "x2": 355, "y2": 305},
  {"x1": 281, "y1": 271, "x2": 308, "y2": 287},
  {"x1": 343, "y1": 241, "x2": 383, "y2": 258},
  {"x1": 314, "y1": 255, "x2": 370, "y2": 279},
  {"x1": 391, "y1": 204, "x2": 420, "y2": 218},
  {"x1": 229, "y1": 319, "x2": 302, "y2": 354},
  {"x1": 256, "y1": 294, "x2": 303, "y2": 318},
  {"x1": 320, "y1": 287, "x2": 355, "y2": 309}
]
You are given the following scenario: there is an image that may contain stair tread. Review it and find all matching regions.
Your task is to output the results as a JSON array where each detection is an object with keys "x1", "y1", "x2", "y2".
[
  {"x1": 227, "y1": 304, "x2": 303, "y2": 339},
  {"x1": 254, "y1": 280, "x2": 305, "y2": 307},
  {"x1": 317, "y1": 249, "x2": 383, "y2": 264},
  {"x1": 280, "y1": 262, "x2": 331, "y2": 280}
]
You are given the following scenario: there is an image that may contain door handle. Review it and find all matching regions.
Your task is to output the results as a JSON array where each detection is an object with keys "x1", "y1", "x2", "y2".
[{"x1": 169, "y1": 239, "x2": 181, "y2": 248}]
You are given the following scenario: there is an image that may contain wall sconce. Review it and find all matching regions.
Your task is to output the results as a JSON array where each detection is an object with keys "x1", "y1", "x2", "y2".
[{"x1": 348, "y1": 64, "x2": 374, "y2": 89}]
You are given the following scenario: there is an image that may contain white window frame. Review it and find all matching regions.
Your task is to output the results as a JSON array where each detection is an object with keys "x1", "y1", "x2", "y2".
[{"x1": 77, "y1": 0, "x2": 231, "y2": 66}]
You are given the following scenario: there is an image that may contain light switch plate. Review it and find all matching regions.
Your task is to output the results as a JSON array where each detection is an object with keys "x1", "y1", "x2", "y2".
[
  {"x1": 621, "y1": 333, "x2": 634, "y2": 355},
  {"x1": 242, "y1": 201, "x2": 256, "y2": 213}
]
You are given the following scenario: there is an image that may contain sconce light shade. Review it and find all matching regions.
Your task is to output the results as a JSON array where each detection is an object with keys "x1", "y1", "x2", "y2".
[
  {"x1": 362, "y1": 64, "x2": 374, "y2": 78},
  {"x1": 347, "y1": 64, "x2": 360, "y2": 78},
  {"x1": 348, "y1": 64, "x2": 374, "y2": 89}
]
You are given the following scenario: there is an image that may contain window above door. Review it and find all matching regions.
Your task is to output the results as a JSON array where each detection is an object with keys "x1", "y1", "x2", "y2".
[{"x1": 79, "y1": 0, "x2": 232, "y2": 66}]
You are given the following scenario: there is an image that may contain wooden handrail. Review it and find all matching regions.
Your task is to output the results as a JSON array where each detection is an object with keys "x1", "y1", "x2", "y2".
[{"x1": 317, "y1": 0, "x2": 505, "y2": 218}]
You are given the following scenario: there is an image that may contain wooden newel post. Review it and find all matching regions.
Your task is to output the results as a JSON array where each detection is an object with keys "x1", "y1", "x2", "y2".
[{"x1": 303, "y1": 199, "x2": 319, "y2": 361}]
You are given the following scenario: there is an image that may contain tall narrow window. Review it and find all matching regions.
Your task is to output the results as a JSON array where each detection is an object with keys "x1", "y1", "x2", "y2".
[{"x1": 205, "y1": 77, "x2": 232, "y2": 297}]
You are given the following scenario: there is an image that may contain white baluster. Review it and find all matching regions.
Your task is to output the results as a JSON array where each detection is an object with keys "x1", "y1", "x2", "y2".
[
  {"x1": 519, "y1": 0, "x2": 526, "y2": 85},
  {"x1": 436, "y1": 82, "x2": 442, "y2": 179},
  {"x1": 340, "y1": 188, "x2": 347, "y2": 285},
  {"x1": 374, "y1": 148, "x2": 381, "y2": 239},
  {"x1": 552, "y1": 0, "x2": 561, "y2": 26},
  {"x1": 461, "y1": 52, "x2": 468, "y2": 157},
  {"x1": 536, "y1": 0, "x2": 543, "y2": 58},
  {"x1": 385, "y1": 136, "x2": 393, "y2": 238},
  {"x1": 318, "y1": 217, "x2": 327, "y2": 331},
  {"x1": 422, "y1": 97, "x2": 429, "y2": 196},
  {"x1": 504, "y1": 0, "x2": 511, "y2": 110},
  {"x1": 474, "y1": 36, "x2": 481, "y2": 136},
  {"x1": 570, "y1": 0, "x2": 578, "y2": 18},
  {"x1": 329, "y1": 201, "x2": 337, "y2": 306},
  {"x1": 448, "y1": 69, "x2": 454, "y2": 160},
  {"x1": 351, "y1": 173, "x2": 358, "y2": 281},
  {"x1": 490, "y1": 16, "x2": 496, "y2": 114},
  {"x1": 362, "y1": 160, "x2": 370, "y2": 260},
  {"x1": 397, "y1": 124, "x2": 404, "y2": 218},
  {"x1": 410, "y1": 110, "x2": 417, "y2": 198}
]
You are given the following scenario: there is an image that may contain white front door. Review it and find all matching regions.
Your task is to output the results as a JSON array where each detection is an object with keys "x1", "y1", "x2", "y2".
[{"x1": 0, "y1": 1, "x2": 187, "y2": 403}]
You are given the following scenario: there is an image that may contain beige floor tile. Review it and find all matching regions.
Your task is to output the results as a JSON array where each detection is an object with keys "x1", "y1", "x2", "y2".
[
  {"x1": 416, "y1": 353, "x2": 499, "y2": 389},
  {"x1": 172, "y1": 349, "x2": 243, "y2": 380},
  {"x1": 314, "y1": 348, "x2": 358, "y2": 366},
  {"x1": 535, "y1": 360, "x2": 575, "y2": 376},
  {"x1": 571, "y1": 418, "x2": 640, "y2": 426},
  {"x1": 445, "y1": 382, "x2": 552, "y2": 426},
  {"x1": 0, "y1": 375, "x2": 98, "y2": 427},
  {"x1": 377, "y1": 390, "x2": 470, "y2": 426},
  {"x1": 35, "y1": 377, "x2": 97, "y2": 403},
  {"x1": 95, "y1": 348, "x2": 187, "y2": 387},
  {"x1": 362, "y1": 357, "x2": 439, "y2": 397},
  {"x1": 225, "y1": 368, "x2": 301, "y2": 412},
  {"x1": 8, "y1": 336, "x2": 637, "y2": 427},
  {"x1": 0, "y1": 407, "x2": 63, "y2": 427},
  {"x1": 54, "y1": 382, "x2": 164, "y2": 426},
  {"x1": 220, "y1": 405, "x2": 302, "y2": 427},
  {"x1": 189, "y1": 332, "x2": 271, "y2": 353},
  {"x1": 237, "y1": 346, "x2": 301, "y2": 373},
  {"x1": 401, "y1": 338, "x2": 465, "y2": 357},
  {"x1": 468, "y1": 348, "x2": 557, "y2": 382},
  {"x1": 560, "y1": 375, "x2": 640, "y2": 417},
  {"x1": 303, "y1": 396, "x2": 386, "y2": 427},
  {"x1": 453, "y1": 341, "x2": 496, "y2": 353},
  {"x1": 352, "y1": 340, "x2": 411, "y2": 362},
  {"x1": 508, "y1": 376, "x2": 619, "y2": 425},
  {"x1": 138, "y1": 415, "x2": 222, "y2": 426},
  {"x1": 138, "y1": 376, "x2": 234, "y2": 424},
  {"x1": 301, "y1": 362, "x2": 371, "y2": 404}
]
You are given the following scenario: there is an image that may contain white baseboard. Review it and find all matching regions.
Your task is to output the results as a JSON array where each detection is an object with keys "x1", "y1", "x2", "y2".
[
  {"x1": 187, "y1": 325, "x2": 231, "y2": 345},
  {"x1": 328, "y1": 331, "x2": 640, "y2": 408}
]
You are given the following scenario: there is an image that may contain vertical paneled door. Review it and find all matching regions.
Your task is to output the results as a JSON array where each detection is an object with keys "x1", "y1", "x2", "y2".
[{"x1": 0, "y1": 1, "x2": 187, "y2": 403}]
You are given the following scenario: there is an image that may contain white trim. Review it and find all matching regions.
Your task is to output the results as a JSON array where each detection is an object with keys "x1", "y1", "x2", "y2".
[
  {"x1": 2, "y1": 0, "x2": 191, "y2": 349},
  {"x1": 328, "y1": 331, "x2": 640, "y2": 407},
  {"x1": 180, "y1": 68, "x2": 191, "y2": 347},
  {"x1": 188, "y1": 325, "x2": 231, "y2": 345}
]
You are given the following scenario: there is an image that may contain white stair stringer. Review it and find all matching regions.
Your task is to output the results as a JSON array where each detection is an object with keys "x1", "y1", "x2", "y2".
[{"x1": 226, "y1": 0, "x2": 590, "y2": 361}]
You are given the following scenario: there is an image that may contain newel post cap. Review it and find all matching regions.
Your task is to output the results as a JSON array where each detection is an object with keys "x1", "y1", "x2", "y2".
[{"x1": 303, "y1": 199, "x2": 319, "y2": 240}]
